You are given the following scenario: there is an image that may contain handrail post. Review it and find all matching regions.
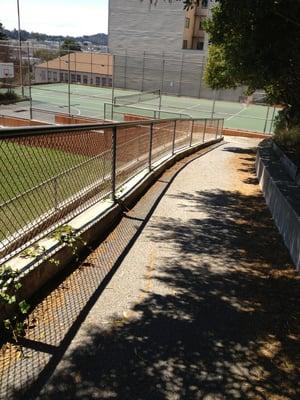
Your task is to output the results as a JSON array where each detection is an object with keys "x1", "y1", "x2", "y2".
[
  {"x1": 111, "y1": 126, "x2": 117, "y2": 201},
  {"x1": 215, "y1": 119, "x2": 220, "y2": 139},
  {"x1": 172, "y1": 120, "x2": 177, "y2": 155},
  {"x1": 149, "y1": 123, "x2": 153, "y2": 171},
  {"x1": 189, "y1": 120, "x2": 194, "y2": 147},
  {"x1": 203, "y1": 119, "x2": 207, "y2": 143}
]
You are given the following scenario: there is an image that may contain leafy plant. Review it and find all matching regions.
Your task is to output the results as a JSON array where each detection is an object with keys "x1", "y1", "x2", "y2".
[
  {"x1": 50, "y1": 224, "x2": 78, "y2": 246},
  {"x1": 0, "y1": 264, "x2": 30, "y2": 342},
  {"x1": 20, "y1": 244, "x2": 46, "y2": 259}
]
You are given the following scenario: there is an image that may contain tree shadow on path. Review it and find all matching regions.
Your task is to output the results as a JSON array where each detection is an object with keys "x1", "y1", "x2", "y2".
[{"x1": 33, "y1": 147, "x2": 300, "y2": 400}]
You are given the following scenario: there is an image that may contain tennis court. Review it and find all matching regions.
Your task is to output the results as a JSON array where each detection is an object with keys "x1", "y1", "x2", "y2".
[{"x1": 23, "y1": 83, "x2": 277, "y2": 132}]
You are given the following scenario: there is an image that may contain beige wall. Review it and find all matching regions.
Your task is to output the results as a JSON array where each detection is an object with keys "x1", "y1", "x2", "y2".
[{"x1": 34, "y1": 67, "x2": 112, "y2": 87}]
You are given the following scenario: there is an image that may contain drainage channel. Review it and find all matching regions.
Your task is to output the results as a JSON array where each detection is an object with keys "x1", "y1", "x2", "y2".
[{"x1": 0, "y1": 141, "x2": 223, "y2": 400}]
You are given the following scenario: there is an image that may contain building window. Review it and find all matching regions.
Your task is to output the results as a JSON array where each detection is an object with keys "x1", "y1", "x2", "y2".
[
  {"x1": 96, "y1": 76, "x2": 101, "y2": 85},
  {"x1": 90, "y1": 78, "x2": 93, "y2": 84},
  {"x1": 41, "y1": 70, "x2": 46, "y2": 80},
  {"x1": 77, "y1": 74, "x2": 81, "y2": 82},
  {"x1": 185, "y1": 17, "x2": 190, "y2": 29},
  {"x1": 102, "y1": 77, "x2": 107, "y2": 86},
  {"x1": 197, "y1": 41, "x2": 204, "y2": 50},
  {"x1": 53, "y1": 71, "x2": 57, "y2": 81},
  {"x1": 201, "y1": 0, "x2": 208, "y2": 8},
  {"x1": 60, "y1": 72, "x2": 64, "y2": 81},
  {"x1": 108, "y1": 78, "x2": 112, "y2": 87},
  {"x1": 71, "y1": 74, "x2": 76, "y2": 83},
  {"x1": 47, "y1": 71, "x2": 52, "y2": 80},
  {"x1": 182, "y1": 40, "x2": 188, "y2": 49},
  {"x1": 83, "y1": 75, "x2": 88, "y2": 84},
  {"x1": 65, "y1": 73, "x2": 68, "y2": 82}
]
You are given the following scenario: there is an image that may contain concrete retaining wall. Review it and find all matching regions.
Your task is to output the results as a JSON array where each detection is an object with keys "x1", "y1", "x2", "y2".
[{"x1": 256, "y1": 139, "x2": 300, "y2": 270}]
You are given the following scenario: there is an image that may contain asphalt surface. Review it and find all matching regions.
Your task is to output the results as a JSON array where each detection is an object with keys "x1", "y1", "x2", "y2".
[{"x1": 3, "y1": 137, "x2": 300, "y2": 400}]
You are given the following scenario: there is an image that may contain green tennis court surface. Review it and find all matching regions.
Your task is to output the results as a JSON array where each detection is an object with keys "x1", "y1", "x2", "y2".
[{"x1": 23, "y1": 83, "x2": 277, "y2": 132}]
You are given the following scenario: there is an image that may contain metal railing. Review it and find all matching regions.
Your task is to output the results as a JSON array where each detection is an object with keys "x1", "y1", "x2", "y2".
[{"x1": 0, "y1": 117, "x2": 223, "y2": 263}]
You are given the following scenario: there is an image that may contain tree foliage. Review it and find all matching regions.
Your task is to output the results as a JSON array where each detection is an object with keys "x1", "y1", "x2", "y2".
[
  {"x1": 149, "y1": 1, "x2": 300, "y2": 129},
  {"x1": 0, "y1": 22, "x2": 7, "y2": 40},
  {"x1": 33, "y1": 48, "x2": 59, "y2": 62},
  {"x1": 203, "y1": 1, "x2": 300, "y2": 128},
  {"x1": 61, "y1": 38, "x2": 81, "y2": 52}
]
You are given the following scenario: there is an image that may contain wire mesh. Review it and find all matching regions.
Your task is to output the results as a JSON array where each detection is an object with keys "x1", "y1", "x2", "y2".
[
  {"x1": 151, "y1": 121, "x2": 175, "y2": 164},
  {"x1": 0, "y1": 116, "x2": 223, "y2": 263},
  {"x1": 192, "y1": 119, "x2": 206, "y2": 145},
  {"x1": 174, "y1": 120, "x2": 192, "y2": 151},
  {"x1": 115, "y1": 124, "x2": 151, "y2": 189},
  {"x1": 0, "y1": 127, "x2": 112, "y2": 261},
  {"x1": 205, "y1": 119, "x2": 219, "y2": 142}
]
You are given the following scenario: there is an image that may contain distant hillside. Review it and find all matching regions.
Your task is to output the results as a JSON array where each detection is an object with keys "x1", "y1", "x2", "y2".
[{"x1": 4, "y1": 29, "x2": 108, "y2": 45}]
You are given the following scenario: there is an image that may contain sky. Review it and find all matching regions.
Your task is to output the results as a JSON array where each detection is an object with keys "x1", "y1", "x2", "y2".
[{"x1": 0, "y1": 0, "x2": 108, "y2": 36}]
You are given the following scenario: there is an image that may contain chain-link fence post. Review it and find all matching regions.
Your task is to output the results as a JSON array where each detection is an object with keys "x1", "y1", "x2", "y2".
[
  {"x1": 172, "y1": 120, "x2": 177, "y2": 155},
  {"x1": 111, "y1": 126, "x2": 117, "y2": 201},
  {"x1": 111, "y1": 54, "x2": 115, "y2": 119},
  {"x1": 149, "y1": 123, "x2": 153, "y2": 171},
  {"x1": 17, "y1": 0, "x2": 24, "y2": 97},
  {"x1": 198, "y1": 56, "x2": 205, "y2": 98},
  {"x1": 215, "y1": 119, "x2": 220, "y2": 139},
  {"x1": 263, "y1": 106, "x2": 270, "y2": 133},
  {"x1": 203, "y1": 119, "x2": 207, "y2": 142},
  {"x1": 179, "y1": 53, "x2": 184, "y2": 96},
  {"x1": 124, "y1": 50, "x2": 127, "y2": 89},
  {"x1": 189, "y1": 120, "x2": 194, "y2": 146},
  {"x1": 68, "y1": 50, "x2": 71, "y2": 116},
  {"x1": 141, "y1": 51, "x2": 146, "y2": 91},
  {"x1": 211, "y1": 89, "x2": 217, "y2": 119},
  {"x1": 161, "y1": 53, "x2": 165, "y2": 93},
  {"x1": 27, "y1": 44, "x2": 33, "y2": 120},
  {"x1": 269, "y1": 106, "x2": 276, "y2": 134},
  {"x1": 90, "y1": 51, "x2": 93, "y2": 85}
]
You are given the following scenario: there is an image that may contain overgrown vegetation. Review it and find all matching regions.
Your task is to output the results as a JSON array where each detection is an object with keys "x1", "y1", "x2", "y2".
[
  {"x1": 0, "y1": 265, "x2": 30, "y2": 342},
  {"x1": 0, "y1": 91, "x2": 22, "y2": 104}
]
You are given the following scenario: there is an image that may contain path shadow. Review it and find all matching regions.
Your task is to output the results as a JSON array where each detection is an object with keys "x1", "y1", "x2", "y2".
[{"x1": 30, "y1": 187, "x2": 300, "y2": 400}]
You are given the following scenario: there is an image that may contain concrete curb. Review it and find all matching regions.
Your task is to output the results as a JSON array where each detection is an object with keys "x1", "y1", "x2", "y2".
[
  {"x1": 1, "y1": 137, "x2": 223, "y2": 321},
  {"x1": 272, "y1": 141, "x2": 300, "y2": 186},
  {"x1": 256, "y1": 139, "x2": 300, "y2": 270}
]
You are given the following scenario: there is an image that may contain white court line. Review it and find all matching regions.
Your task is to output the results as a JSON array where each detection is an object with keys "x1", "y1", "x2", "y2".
[
  {"x1": 226, "y1": 106, "x2": 247, "y2": 121},
  {"x1": 177, "y1": 103, "x2": 208, "y2": 113}
]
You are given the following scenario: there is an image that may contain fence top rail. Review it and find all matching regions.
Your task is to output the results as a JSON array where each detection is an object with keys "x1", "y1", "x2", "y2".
[{"x1": 0, "y1": 117, "x2": 224, "y2": 139}]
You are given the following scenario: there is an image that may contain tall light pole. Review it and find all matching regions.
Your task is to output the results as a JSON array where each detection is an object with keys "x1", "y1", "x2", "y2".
[{"x1": 17, "y1": 0, "x2": 24, "y2": 96}]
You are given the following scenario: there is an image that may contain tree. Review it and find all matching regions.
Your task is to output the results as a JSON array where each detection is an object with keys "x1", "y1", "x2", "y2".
[
  {"x1": 0, "y1": 22, "x2": 7, "y2": 40},
  {"x1": 33, "y1": 48, "x2": 59, "y2": 62},
  {"x1": 150, "y1": 1, "x2": 300, "y2": 130},
  {"x1": 202, "y1": 1, "x2": 300, "y2": 130},
  {"x1": 60, "y1": 38, "x2": 81, "y2": 53}
]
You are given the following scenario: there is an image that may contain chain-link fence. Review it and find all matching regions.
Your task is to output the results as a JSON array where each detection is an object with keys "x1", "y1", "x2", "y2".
[
  {"x1": 0, "y1": 116, "x2": 223, "y2": 263},
  {"x1": 0, "y1": 42, "x2": 278, "y2": 132}
]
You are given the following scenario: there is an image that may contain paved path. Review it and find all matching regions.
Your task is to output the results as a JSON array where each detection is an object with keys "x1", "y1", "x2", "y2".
[{"x1": 15, "y1": 137, "x2": 300, "y2": 399}]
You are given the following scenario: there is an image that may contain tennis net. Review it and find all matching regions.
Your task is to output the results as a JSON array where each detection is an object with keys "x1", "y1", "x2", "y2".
[{"x1": 113, "y1": 89, "x2": 161, "y2": 106}]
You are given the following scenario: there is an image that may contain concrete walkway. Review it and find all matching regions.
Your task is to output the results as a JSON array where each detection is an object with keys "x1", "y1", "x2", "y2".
[{"x1": 28, "y1": 137, "x2": 300, "y2": 399}]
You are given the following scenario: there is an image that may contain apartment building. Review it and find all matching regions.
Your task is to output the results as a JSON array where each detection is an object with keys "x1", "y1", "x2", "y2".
[
  {"x1": 108, "y1": 0, "x2": 213, "y2": 56},
  {"x1": 108, "y1": 0, "x2": 243, "y2": 101},
  {"x1": 34, "y1": 52, "x2": 113, "y2": 86}
]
